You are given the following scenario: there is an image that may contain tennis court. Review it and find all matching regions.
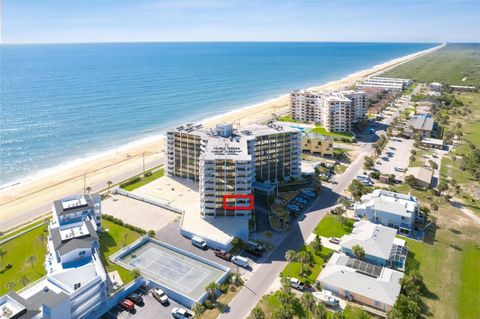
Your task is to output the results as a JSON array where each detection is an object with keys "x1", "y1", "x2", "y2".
[{"x1": 119, "y1": 240, "x2": 226, "y2": 300}]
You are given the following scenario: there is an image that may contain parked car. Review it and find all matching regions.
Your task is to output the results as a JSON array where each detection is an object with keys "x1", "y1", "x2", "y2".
[
  {"x1": 295, "y1": 197, "x2": 308, "y2": 205},
  {"x1": 232, "y1": 255, "x2": 249, "y2": 268},
  {"x1": 119, "y1": 299, "x2": 135, "y2": 312},
  {"x1": 213, "y1": 249, "x2": 232, "y2": 261},
  {"x1": 356, "y1": 175, "x2": 373, "y2": 186},
  {"x1": 244, "y1": 245, "x2": 263, "y2": 257},
  {"x1": 152, "y1": 288, "x2": 169, "y2": 305},
  {"x1": 301, "y1": 190, "x2": 316, "y2": 198},
  {"x1": 329, "y1": 237, "x2": 341, "y2": 244},
  {"x1": 286, "y1": 204, "x2": 300, "y2": 212},
  {"x1": 394, "y1": 167, "x2": 406, "y2": 172},
  {"x1": 171, "y1": 307, "x2": 193, "y2": 319},
  {"x1": 289, "y1": 278, "x2": 306, "y2": 291},
  {"x1": 313, "y1": 290, "x2": 340, "y2": 307},
  {"x1": 304, "y1": 187, "x2": 316, "y2": 193},
  {"x1": 127, "y1": 292, "x2": 143, "y2": 305},
  {"x1": 246, "y1": 241, "x2": 265, "y2": 252},
  {"x1": 191, "y1": 236, "x2": 207, "y2": 250}
]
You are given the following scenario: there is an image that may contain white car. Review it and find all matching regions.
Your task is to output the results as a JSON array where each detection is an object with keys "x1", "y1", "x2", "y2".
[
  {"x1": 152, "y1": 288, "x2": 169, "y2": 305},
  {"x1": 313, "y1": 290, "x2": 340, "y2": 307},
  {"x1": 394, "y1": 167, "x2": 406, "y2": 172},
  {"x1": 171, "y1": 307, "x2": 193, "y2": 319},
  {"x1": 231, "y1": 255, "x2": 249, "y2": 268},
  {"x1": 289, "y1": 277, "x2": 305, "y2": 290}
]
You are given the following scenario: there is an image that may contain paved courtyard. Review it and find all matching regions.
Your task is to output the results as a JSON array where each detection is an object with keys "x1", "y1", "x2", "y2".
[
  {"x1": 374, "y1": 137, "x2": 414, "y2": 181},
  {"x1": 102, "y1": 195, "x2": 180, "y2": 231}
]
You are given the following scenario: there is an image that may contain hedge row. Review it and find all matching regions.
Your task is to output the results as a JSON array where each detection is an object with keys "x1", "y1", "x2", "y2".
[
  {"x1": 102, "y1": 214, "x2": 147, "y2": 235},
  {"x1": 119, "y1": 176, "x2": 142, "y2": 189}
]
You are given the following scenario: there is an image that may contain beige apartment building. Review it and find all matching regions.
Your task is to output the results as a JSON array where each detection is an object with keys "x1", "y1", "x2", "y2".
[
  {"x1": 290, "y1": 90, "x2": 366, "y2": 132},
  {"x1": 302, "y1": 133, "x2": 334, "y2": 156},
  {"x1": 166, "y1": 122, "x2": 301, "y2": 217}
]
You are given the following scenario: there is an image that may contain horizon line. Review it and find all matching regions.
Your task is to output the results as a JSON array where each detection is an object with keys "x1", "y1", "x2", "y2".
[{"x1": 0, "y1": 40, "x2": 458, "y2": 46}]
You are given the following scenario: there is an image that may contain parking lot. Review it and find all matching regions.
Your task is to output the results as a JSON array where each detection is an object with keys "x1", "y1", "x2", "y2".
[
  {"x1": 374, "y1": 137, "x2": 414, "y2": 181},
  {"x1": 102, "y1": 287, "x2": 182, "y2": 319}
]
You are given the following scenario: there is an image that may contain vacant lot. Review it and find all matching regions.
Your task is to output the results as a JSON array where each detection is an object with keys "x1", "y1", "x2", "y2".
[
  {"x1": 382, "y1": 43, "x2": 480, "y2": 87},
  {"x1": 281, "y1": 244, "x2": 333, "y2": 284},
  {"x1": 314, "y1": 215, "x2": 354, "y2": 238}
]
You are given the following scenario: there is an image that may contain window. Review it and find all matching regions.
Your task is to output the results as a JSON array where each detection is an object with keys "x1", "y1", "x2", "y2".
[
  {"x1": 79, "y1": 251, "x2": 86, "y2": 256},
  {"x1": 74, "y1": 283, "x2": 81, "y2": 290}
]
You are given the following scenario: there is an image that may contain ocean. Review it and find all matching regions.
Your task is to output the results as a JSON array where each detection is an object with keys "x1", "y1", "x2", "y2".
[{"x1": 0, "y1": 42, "x2": 436, "y2": 186}]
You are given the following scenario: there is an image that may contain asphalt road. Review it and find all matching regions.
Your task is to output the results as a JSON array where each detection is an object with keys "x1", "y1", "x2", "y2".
[{"x1": 219, "y1": 141, "x2": 372, "y2": 319}]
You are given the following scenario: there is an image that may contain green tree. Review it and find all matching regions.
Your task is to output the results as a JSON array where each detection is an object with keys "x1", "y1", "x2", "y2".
[
  {"x1": 348, "y1": 179, "x2": 366, "y2": 201},
  {"x1": 387, "y1": 294, "x2": 421, "y2": 319},
  {"x1": 285, "y1": 250, "x2": 296, "y2": 276},
  {"x1": 250, "y1": 306, "x2": 265, "y2": 319},
  {"x1": 131, "y1": 268, "x2": 142, "y2": 279},
  {"x1": 363, "y1": 156, "x2": 374, "y2": 170},
  {"x1": 0, "y1": 248, "x2": 6, "y2": 268},
  {"x1": 205, "y1": 281, "x2": 220, "y2": 301},
  {"x1": 107, "y1": 180, "x2": 113, "y2": 194},
  {"x1": 192, "y1": 303, "x2": 205, "y2": 318},
  {"x1": 405, "y1": 175, "x2": 416, "y2": 187},
  {"x1": 409, "y1": 155, "x2": 416, "y2": 163},
  {"x1": 338, "y1": 196, "x2": 350, "y2": 209},
  {"x1": 123, "y1": 233, "x2": 129, "y2": 247},
  {"x1": 352, "y1": 245, "x2": 365, "y2": 260},
  {"x1": 37, "y1": 233, "x2": 47, "y2": 244},
  {"x1": 300, "y1": 292, "x2": 316, "y2": 319},
  {"x1": 296, "y1": 251, "x2": 312, "y2": 276},
  {"x1": 437, "y1": 181, "x2": 449, "y2": 194},
  {"x1": 311, "y1": 235, "x2": 323, "y2": 255},
  {"x1": 272, "y1": 305, "x2": 295, "y2": 319},
  {"x1": 85, "y1": 186, "x2": 92, "y2": 195},
  {"x1": 231, "y1": 236, "x2": 243, "y2": 251},
  {"x1": 313, "y1": 303, "x2": 327, "y2": 319},
  {"x1": 19, "y1": 275, "x2": 30, "y2": 287}
]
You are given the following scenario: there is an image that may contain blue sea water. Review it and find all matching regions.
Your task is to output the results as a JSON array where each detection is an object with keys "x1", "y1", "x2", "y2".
[{"x1": 0, "y1": 42, "x2": 436, "y2": 185}]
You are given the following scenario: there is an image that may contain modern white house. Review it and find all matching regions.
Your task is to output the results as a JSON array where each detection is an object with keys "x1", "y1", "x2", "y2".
[
  {"x1": 354, "y1": 190, "x2": 421, "y2": 235},
  {"x1": 339, "y1": 220, "x2": 408, "y2": 270},
  {"x1": 317, "y1": 252, "x2": 404, "y2": 312},
  {"x1": 290, "y1": 90, "x2": 366, "y2": 132},
  {"x1": 1, "y1": 194, "x2": 108, "y2": 319}
]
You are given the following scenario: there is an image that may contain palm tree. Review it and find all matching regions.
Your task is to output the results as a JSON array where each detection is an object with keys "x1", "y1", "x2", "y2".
[
  {"x1": 192, "y1": 303, "x2": 205, "y2": 318},
  {"x1": 0, "y1": 248, "x2": 6, "y2": 268},
  {"x1": 295, "y1": 251, "x2": 312, "y2": 276},
  {"x1": 131, "y1": 268, "x2": 142, "y2": 279},
  {"x1": 27, "y1": 255, "x2": 37, "y2": 272},
  {"x1": 300, "y1": 292, "x2": 316, "y2": 319},
  {"x1": 19, "y1": 275, "x2": 30, "y2": 287},
  {"x1": 123, "y1": 233, "x2": 129, "y2": 247},
  {"x1": 338, "y1": 196, "x2": 349, "y2": 210},
  {"x1": 285, "y1": 250, "x2": 296, "y2": 276},
  {"x1": 352, "y1": 245, "x2": 365, "y2": 260},
  {"x1": 311, "y1": 235, "x2": 323, "y2": 255},
  {"x1": 5, "y1": 281, "x2": 16, "y2": 291},
  {"x1": 205, "y1": 281, "x2": 220, "y2": 301},
  {"x1": 251, "y1": 306, "x2": 266, "y2": 319},
  {"x1": 85, "y1": 186, "x2": 92, "y2": 195},
  {"x1": 37, "y1": 233, "x2": 47, "y2": 244},
  {"x1": 107, "y1": 180, "x2": 113, "y2": 194},
  {"x1": 313, "y1": 303, "x2": 327, "y2": 319}
]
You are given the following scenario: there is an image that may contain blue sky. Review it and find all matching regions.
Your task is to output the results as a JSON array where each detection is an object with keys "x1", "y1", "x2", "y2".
[{"x1": 2, "y1": 0, "x2": 479, "y2": 44}]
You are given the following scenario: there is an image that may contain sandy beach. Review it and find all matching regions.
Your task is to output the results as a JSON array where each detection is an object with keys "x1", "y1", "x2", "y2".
[{"x1": 0, "y1": 43, "x2": 443, "y2": 231}]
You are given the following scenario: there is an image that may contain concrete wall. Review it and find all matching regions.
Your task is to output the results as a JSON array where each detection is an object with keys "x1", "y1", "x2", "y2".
[{"x1": 179, "y1": 227, "x2": 233, "y2": 251}]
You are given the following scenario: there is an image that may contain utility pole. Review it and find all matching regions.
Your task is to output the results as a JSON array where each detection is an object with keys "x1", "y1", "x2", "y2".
[
  {"x1": 142, "y1": 152, "x2": 145, "y2": 175},
  {"x1": 83, "y1": 174, "x2": 86, "y2": 194}
]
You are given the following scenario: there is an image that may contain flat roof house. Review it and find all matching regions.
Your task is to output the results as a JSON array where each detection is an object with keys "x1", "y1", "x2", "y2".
[
  {"x1": 339, "y1": 220, "x2": 408, "y2": 270},
  {"x1": 421, "y1": 137, "x2": 444, "y2": 150},
  {"x1": 301, "y1": 132, "x2": 334, "y2": 157},
  {"x1": 317, "y1": 252, "x2": 404, "y2": 312},
  {"x1": 0, "y1": 194, "x2": 108, "y2": 319},
  {"x1": 354, "y1": 190, "x2": 420, "y2": 235}
]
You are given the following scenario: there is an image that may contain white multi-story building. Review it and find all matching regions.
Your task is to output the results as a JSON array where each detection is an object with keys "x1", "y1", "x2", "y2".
[
  {"x1": 290, "y1": 90, "x2": 366, "y2": 131},
  {"x1": 167, "y1": 122, "x2": 301, "y2": 217},
  {"x1": 2, "y1": 194, "x2": 108, "y2": 319},
  {"x1": 357, "y1": 76, "x2": 412, "y2": 92},
  {"x1": 354, "y1": 190, "x2": 421, "y2": 235}
]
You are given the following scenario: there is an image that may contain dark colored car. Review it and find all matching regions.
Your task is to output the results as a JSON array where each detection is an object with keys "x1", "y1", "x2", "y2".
[
  {"x1": 244, "y1": 245, "x2": 263, "y2": 257},
  {"x1": 119, "y1": 299, "x2": 135, "y2": 311},
  {"x1": 127, "y1": 292, "x2": 143, "y2": 305},
  {"x1": 214, "y1": 249, "x2": 232, "y2": 261}
]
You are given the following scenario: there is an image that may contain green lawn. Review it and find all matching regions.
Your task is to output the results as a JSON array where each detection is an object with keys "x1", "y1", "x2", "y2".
[
  {"x1": 458, "y1": 242, "x2": 480, "y2": 319},
  {"x1": 122, "y1": 168, "x2": 164, "y2": 191},
  {"x1": 315, "y1": 215, "x2": 354, "y2": 238},
  {"x1": 278, "y1": 115, "x2": 298, "y2": 123},
  {"x1": 0, "y1": 219, "x2": 48, "y2": 242},
  {"x1": 309, "y1": 126, "x2": 355, "y2": 142},
  {"x1": 281, "y1": 244, "x2": 333, "y2": 284},
  {"x1": 99, "y1": 220, "x2": 142, "y2": 284},
  {"x1": 409, "y1": 148, "x2": 431, "y2": 168},
  {"x1": 382, "y1": 43, "x2": 480, "y2": 87},
  {"x1": 0, "y1": 225, "x2": 48, "y2": 294}
]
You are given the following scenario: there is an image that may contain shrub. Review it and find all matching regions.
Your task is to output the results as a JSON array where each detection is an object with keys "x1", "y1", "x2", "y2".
[
  {"x1": 369, "y1": 171, "x2": 380, "y2": 179},
  {"x1": 144, "y1": 171, "x2": 153, "y2": 177},
  {"x1": 204, "y1": 300, "x2": 215, "y2": 309},
  {"x1": 147, "y1": 230, "x2": 156, "y2": 237}
]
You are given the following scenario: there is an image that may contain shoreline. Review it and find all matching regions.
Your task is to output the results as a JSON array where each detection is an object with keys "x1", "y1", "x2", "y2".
[{"x1": 0, "y1": 43, "x2": 444, "y2": 229}]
